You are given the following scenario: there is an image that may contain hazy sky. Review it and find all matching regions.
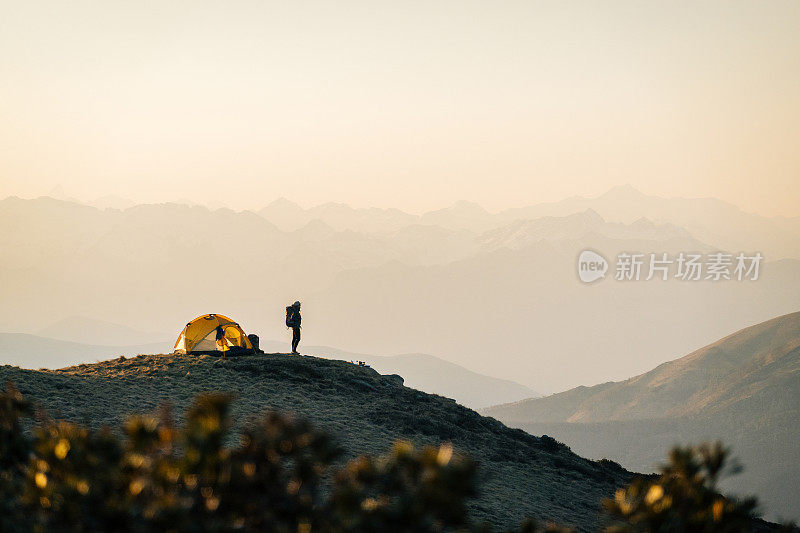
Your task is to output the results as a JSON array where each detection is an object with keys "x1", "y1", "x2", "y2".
[{"x1": 1, "y1": 1, "x2": 798, "y2": 215}]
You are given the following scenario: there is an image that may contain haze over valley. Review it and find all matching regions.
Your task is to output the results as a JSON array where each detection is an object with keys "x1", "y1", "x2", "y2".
[{"x1": 2, "y1": 186, "x2": 799, "y2": 394}]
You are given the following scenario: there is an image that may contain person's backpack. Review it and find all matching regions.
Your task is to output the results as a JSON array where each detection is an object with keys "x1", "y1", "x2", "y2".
[{"x1": 285, "y1": 306, "x2": 295, "y2": 328}]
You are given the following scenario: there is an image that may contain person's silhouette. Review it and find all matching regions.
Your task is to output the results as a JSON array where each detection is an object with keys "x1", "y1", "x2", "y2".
[{"x1": 287, "y1": 301, "x2": 301, "y2": 354}]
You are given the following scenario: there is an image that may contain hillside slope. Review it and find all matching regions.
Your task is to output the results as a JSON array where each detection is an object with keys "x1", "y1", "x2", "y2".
[
  {"x1": 257, "y1": 339, "x2": 537, "y2": 409},
  {"x1": 483, "y1": 311, "x2": 800, "y2": 522},
  {"x1": 484, "y1": 311, "x2": 800, "y2": 424},
  {"x1": 0, "y1": 352, "x2": 630, "y2": 531}
]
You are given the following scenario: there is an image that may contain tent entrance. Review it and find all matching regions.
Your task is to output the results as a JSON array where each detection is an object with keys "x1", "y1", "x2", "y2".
[{"x1": 173, "y1": 314, "x2": 254, "y2": 355}]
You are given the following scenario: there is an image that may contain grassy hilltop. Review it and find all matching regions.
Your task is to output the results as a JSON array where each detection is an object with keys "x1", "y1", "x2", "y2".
[{"x1": 2, "y1": 351, "x2": 631, "y2": 531}]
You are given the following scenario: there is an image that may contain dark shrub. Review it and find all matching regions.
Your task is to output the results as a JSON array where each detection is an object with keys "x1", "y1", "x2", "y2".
[
  {"x1": 602, "y1": 442, "x2": 760, "y2": 532},
  {"x1": 539, "y1": 434, "x2": 562, "y2": 453}
]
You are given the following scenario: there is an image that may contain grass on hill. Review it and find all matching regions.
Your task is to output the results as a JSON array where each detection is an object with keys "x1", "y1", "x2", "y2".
[{"x1": 2, "y1": 351, "x2": 632, "y2": 531}]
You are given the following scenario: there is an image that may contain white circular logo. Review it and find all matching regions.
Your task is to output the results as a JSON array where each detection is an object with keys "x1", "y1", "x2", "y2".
[{"x1": 577, "y1": 250, "x2": 608, "y2": 283}]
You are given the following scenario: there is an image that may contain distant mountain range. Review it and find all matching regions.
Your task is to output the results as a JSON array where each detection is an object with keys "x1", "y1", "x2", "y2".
[
  {"x1": 256, "y1": 185, "x2": 800, "y2": 260},
  {"x1": 258, "y1": 198, "x2": 418, "y2": 233},
  {"x1": 0, "y1": 333, "x2": 170, "y2": 369},
  {"x1": 2, "y1": 187, "x2": 799, "y2": 392},
  {"x1": 483, "y1": 311, "x2": 800, "y2": 522},
  {"x1": 34, "y1": 184, "x2": 800, "y2": 259},
  {"x1": 37, "y1": 315, "x2": 166, "y2": 346}
]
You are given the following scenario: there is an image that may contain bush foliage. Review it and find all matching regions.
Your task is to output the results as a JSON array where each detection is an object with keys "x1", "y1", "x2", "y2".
[
  {"x1": 0, "y1": 383, "x2": 786, "y2": 532},
  {"x1": 601, "y1": 442, "x2": 783, "y2": 533}
]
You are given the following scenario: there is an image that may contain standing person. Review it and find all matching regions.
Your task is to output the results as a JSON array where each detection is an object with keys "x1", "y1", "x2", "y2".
[{"x1": 286, "y1": 301, "x2": 302, "y2": 354}]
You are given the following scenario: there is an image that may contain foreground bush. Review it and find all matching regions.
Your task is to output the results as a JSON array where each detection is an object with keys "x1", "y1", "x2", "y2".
[
  {"x1": 602, "y1": 442, "x2": 765, "y2": 533},
  {"x1": 0, "y1": 384, "x2": 479, "y2": 532},
  {"x1": 0, "y1": 384, "x2": 787, "y2": 532}
]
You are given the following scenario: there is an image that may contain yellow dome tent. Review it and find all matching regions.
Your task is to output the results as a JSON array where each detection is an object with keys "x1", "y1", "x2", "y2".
[{"x1": 173, "y1": 314, "x2": 254, "y2": 354}]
